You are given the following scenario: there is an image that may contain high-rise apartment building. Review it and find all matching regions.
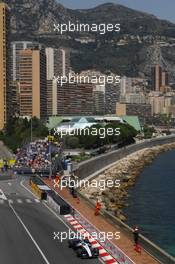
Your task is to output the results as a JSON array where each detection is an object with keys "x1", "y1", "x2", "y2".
[
  {"x1": 11, "y1": 41, "x2": 41, "y2": 82},
  {"x1": 9, "y1": 41, "x2": 41, "y2": 117},
  {"x1": 46, "y1": 47, "x2": 70, "y2": 79},
  {"x1": 151, "y1": 64, "x2": 163, "y2": 91},
  {"x1": 93, "y1": 84, "x2": 105, "y2": 115},
  {"x1": 151, "y1": 65, "x2": 170, "y2": 93},
  {"x1": 120, "y1": 93, "x2": 147, "y2": 104},
  {"x1": 57, "y1": 48, "x2": 71, "y2": 77},
  {"x1": 78, "y1": 70, "x2": 106, "y2": 115},
  {"x1": 0, "y1": 3, "x2": 10, "y2": 130},
  {"x1": 105, "y1": 82, "x2": 120, "y2": 114},
  {"x1": 148, "y1": 91, "x2": 174, "y2": 115},
  {"x1": 45, "y1": 47, "x2": 71, "y2": 116},
  {"x1": 47, "y1": 80, "x2": 58, "y2": 116},
  {"x1": 19, "y1": 48, "x2": 47, "y2": 119},
  {"x1": 162, "y1": 71, "x2": 169, "y2": 87},
  {"x1": 10, "y1": 81, "x2": 20, "y2": 116},
  {"x1": 46, "y1": 47, "x2": 54, "y2": 80},
  {"x1": 116, "y1": 103, "x2": 152, "y2": 118},
  {"x1": 57, "y1": 83, "x2": 93, "y2": 116}
]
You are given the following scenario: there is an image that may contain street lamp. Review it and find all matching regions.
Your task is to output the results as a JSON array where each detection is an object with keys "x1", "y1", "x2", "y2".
[
  {"x1": 48, "y1": 130, "x2": 52, "y2": 181},
  {"x1": 30, "y1": 116, "x2": 33, "y2": 143}
]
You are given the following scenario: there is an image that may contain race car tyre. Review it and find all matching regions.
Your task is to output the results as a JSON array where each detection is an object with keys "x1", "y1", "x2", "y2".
[{"x1": 76, "y1": 248, "x2": 82, "y2": 258}]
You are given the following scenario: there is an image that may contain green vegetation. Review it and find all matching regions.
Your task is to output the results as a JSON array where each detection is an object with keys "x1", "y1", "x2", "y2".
[
  {"x1": 0, "y1": 118, "x2": 137, "y2": 154},
  {"x1": 160, "y1": 114, "x2": 171, "y2": 130},
  {"x1": 0, "y1": 117, "x2": 48, "y2": 152},
  {"x1": 143, "y1": 125, "x2": 156, "y2": 139},
  {"x1": 71, "y1": 152, "x2": 91, "y2": 163},
  {"x1": 62, "y1": 122, "x2": 137, "y2": 150}
]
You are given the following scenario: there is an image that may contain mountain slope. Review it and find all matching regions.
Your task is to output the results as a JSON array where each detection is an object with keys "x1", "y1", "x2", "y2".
[{"x1": 2, "y1": 0, "x2": 175, "y2": 82}]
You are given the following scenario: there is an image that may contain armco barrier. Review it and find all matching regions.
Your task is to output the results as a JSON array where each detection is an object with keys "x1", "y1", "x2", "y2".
[
  {"x1": 77, "y1": 187, "x2": 175, "y2": 264},
  {"x1": 34, "y1": 176, "x2": 71, "y2": 215},
  {"x1": 40, "y1": 177, "x2": 135, "y2": 263},
  {"x1": 46, "y1": 190, "x2": 71, "y2": 215},
  {"x1": 47, "y1": 194, "x2": 60, "y2": 214},
  {"x1": 74, "y1": 136, "x2": 175, "y2": 263},
  {"x1": 29, "y1": 176, "x2": 47, "y2": 200},
  {"x1": 74, "y1": 210, "x2": 135, "y2": 264}
]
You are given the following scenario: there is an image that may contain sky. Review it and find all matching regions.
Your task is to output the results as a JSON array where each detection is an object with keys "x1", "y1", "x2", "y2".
[{"x1": 57, "y1": 0, "x2": 175, "y2": 23}]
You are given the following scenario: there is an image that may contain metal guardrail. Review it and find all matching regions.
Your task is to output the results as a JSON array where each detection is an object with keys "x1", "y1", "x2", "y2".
[
  {"x1": 37, "y1": 176, "x2": 135, "y2": 263},
  {"x1": 77, "y1": 188, "x2": 175, "y2": 264},
  {"x1": 47, "y1": 194, "x2": 61, "y2": 214},
  {"x1": 73, "y1": 135, "x2": 175, "y2": 263},
  {"x1": 73, "y1": 210, "x2": 135, "y2": 264}
]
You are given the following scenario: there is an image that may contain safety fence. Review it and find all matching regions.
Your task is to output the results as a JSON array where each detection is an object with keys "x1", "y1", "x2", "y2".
[
  {"x1": 47, "y1": 194, "x2": 61, "y2": 214},
  {"x1": 29, "y1": 176, "x2": 71, "y2": 215},
  {"x1": 34, "y1": 173, "x2": 175, "y2": 264},
  {"x1": 34, "y1": 176, "x2": 135, "y2": 263},
  {"x1": 77, "y1": 188, "x2": 175, "y2": 264},
  {"x1": 73, "y1": 210, "x2": 135, "y2": 264},
  {"x1": 46, "y1": 190, "x2": 71, "y2": 215},
  {"x1": 74, "y1": 135, "x2": 175, "y2": 264}
]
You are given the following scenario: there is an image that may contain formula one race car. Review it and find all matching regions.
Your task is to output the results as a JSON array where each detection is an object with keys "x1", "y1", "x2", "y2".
[{"x1": 68, "y1": 236, "x2": 99, "y2": 259}]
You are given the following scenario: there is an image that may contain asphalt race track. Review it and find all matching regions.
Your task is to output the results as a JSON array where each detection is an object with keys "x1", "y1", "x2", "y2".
[{"x1": 0, "y1": 176, "x2": 101, "y2": 264}]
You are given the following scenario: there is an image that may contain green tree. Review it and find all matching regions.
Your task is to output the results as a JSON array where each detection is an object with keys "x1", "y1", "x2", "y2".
[
  {"x1": 66, "y1": 136, "x2": 80, "y2": 149},
  {"x1": 1, "y1": 117, "x2": 48, "y2": 152}
]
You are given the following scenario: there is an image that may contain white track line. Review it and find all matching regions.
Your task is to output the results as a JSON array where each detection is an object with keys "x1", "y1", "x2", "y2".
[
  {"x1": 26, "y1": 199, "x2": 32, "y2": 203},
  {"x1": 20, "y1": 180, "x2": 104, "y2": 264},
  {"x1": 9, "y1": 202, "x2": 50, "y2": 264},
  {"x1": 17, "y1": 199, "x2": 23, "y2": 204},
  {"x1": 8, "y1": 199, "x2": 13, "y2": 204},
  {"x1": 20, "y1": 180, "x2": 38, "y2": 199},
  {"x1": 0, "y1": 189, "x2": 7, "y2": 200}
]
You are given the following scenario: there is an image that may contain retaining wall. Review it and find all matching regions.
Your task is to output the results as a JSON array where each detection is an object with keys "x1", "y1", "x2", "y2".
[{"x1": 76, "y1": 135, "x2": 175, "y2": 179}]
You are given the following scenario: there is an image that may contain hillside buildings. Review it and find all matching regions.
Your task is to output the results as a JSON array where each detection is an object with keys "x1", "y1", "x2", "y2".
[{"x1": 1, "y1": 2, "x2": 175, "y2": 129}]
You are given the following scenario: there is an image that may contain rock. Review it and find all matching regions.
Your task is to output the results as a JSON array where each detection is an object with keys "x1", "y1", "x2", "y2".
[{"x1": 80, "y1": 142, "x2": 175, "y2": 213}]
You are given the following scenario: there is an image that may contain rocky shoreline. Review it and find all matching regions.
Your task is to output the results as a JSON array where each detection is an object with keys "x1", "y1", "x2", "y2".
[{"x1": 79, "y1": 143, "x2": 175, "y2": 221}]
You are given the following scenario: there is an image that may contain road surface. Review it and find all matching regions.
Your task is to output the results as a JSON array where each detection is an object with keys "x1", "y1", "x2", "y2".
[{"x1": 0, "y1": 176, "x2": 101, "y2": 264}]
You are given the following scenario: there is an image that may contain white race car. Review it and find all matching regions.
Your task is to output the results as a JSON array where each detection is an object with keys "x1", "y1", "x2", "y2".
[{"x1": 68, "y1": 236, "x2": 99, "y2": 258}]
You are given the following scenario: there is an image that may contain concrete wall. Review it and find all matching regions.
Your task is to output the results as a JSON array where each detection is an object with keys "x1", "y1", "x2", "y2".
[
  {"x1": 76, "y1": 135, "x2": 175, "y2": 263},
  {"x1": 76, "y1": 135, "x2": 175, "y2": 179}
]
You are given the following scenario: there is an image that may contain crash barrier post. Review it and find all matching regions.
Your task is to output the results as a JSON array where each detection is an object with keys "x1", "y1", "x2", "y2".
[
  {"x1": 46, "y1": 190, "x2": 71, "y2": 215},
  {"x1": 47, "y1": 194, "x2": 60, "y2": 214},
  {"x1": 77, "y1": 191, "x2": 175, "y2": 264},
  {"x1": 34, "y1": 175, "x2": 71, "y2": 215}
]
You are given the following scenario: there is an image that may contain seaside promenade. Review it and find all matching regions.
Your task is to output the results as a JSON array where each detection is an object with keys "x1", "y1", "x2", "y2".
[{"x1": 45, "y1": 179, "x2": 159, "y2": 264}]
